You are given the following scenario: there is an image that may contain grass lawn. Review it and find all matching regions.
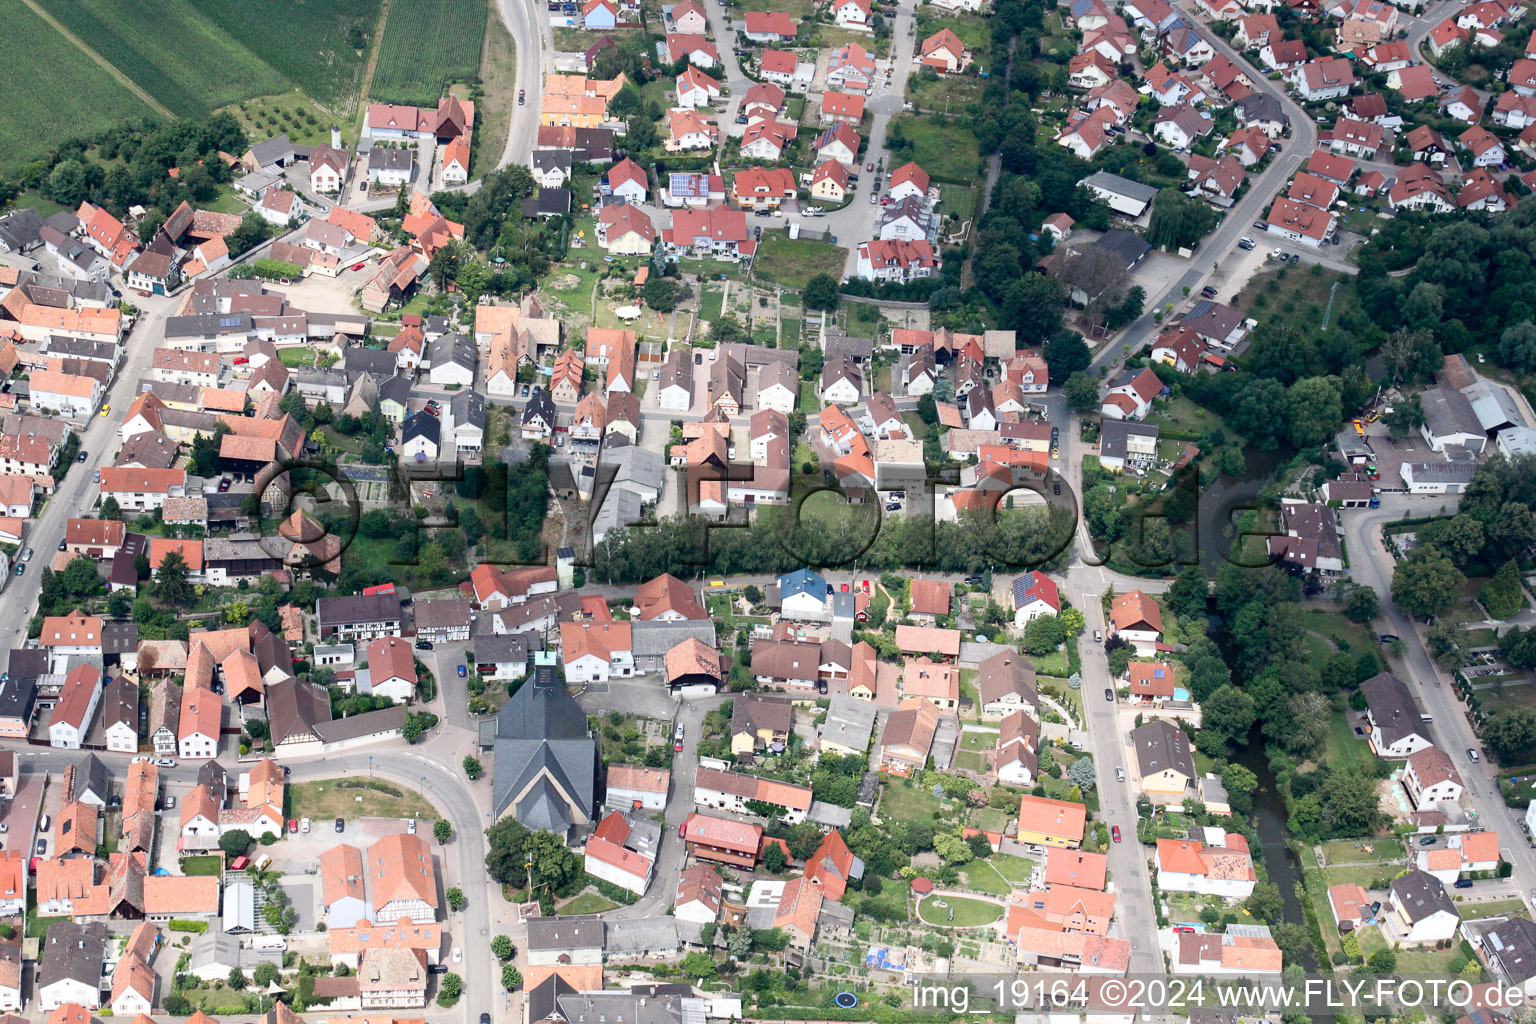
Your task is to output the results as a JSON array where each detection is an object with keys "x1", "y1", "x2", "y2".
[
  {"x1": 1321, "y1": 863, "x2": 1400, "y2": 888},
  {"x1": 221, "y1": 89, "x2": 340, "y2": 147},
  {"x1": 27, "y1": 915, "x2": 64, "y2": 940},
  {"x1": 937, "y1": 182, "x2": 979, "y2": 223},
  {"x1": 12, "y1": 191, "x2": 72, "y2": 219},
  {"x1": 959, "y1": 727, "x2": 996, "y2": 751},
  {"x1": 954, "y1": 750, "x2": 986, "y2": 772},
  {"x1": 471, "y1": 6, "x2": 519, "y2": 176},
  {"x1": 753, "y1": 233, "x2": 848, "y2": 290},
  {"x1": 1304, "y1": 609, "x2": 1377, "y2": 656},
  {"x1": 552, "y1": 26, "x2": 639, "y2": 50},
  {"x1": 915, "y1": 7, "x2": 992, "y2": 47},
  {"x1": 799, "y1": 379, "x2": 820, "y2": 411},
  {"x1": 287, "y1": 778, "x2": 439, "y2": 821},
  {"x1": 1499, "y1": 767, "x2": 1536, "y2": 804},
  {"x1": 1030, "y1": 650, "x2": 1069, "y2": 677},
  {"x1": 1301, "y1": 869, "x2": 1343, "y2": 956},
  {"x1": 699, "y1": 285, "x2": 725, "y2": 323},
  {"x1": 559, "y1": 891, "x2": 618, "y2": 915},
  {"x1": 907, "y1": 73, "x2": 985, "y2": 112},
  {"x1": 1475, "y1": 683, "x2": 1536, "y2": 718},
  {"x1": 1320, "y1": 837, "x2": 1404, "y2": 864},
  {"x1": 968, "y1": 806, "x2": 1009, "y2": 833},
  {"x1": 991, "y1": 854, "x2": 1036, "y2": 885},
  {"x1": 1459, "y1": 898, "x2": 1528, "y2": 920},
  {"x1": 918, "y1": 894, "x2": 1003, "y2": 927},
  {"x1": 1148, "y1": 396, "x2": 1231, "y2": 438},
  {"x1": 880, "y1": 777, "x2": 948, "y2": 823},
  {"x1": 1319, "y1": 710, "x2": 1379, "y2": 777},
  {"x1": 1233, "y1": 264, "x2": 1359, "y2": 342},
  {"x1": 181, "y1": 855, "x2": 224, "y2": 876},
  {"x1": 962, "y1": 858, "x2": 1012, "y2": 895},
  {"x1": 278, "y1": 346, "x2": 318, "y2": 367},
  {"x1": 1393, "y1": 945, "x2": 1461, "y2": 976},
  {"x1": 888, "y1": 114, "x2": 982, "y2": 184}
]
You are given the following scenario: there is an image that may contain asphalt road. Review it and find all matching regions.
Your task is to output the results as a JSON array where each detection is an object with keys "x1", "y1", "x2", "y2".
[
  {"x1": 1076, "y1": 597, "x2": 1163, "y2": 974},
  {"x1": 0, "y1": 290, "x2": 181, "y2": 657},
  {"x1": 1089, "y1": 4, "x2": 1320, "y2": 379},
  {"x1": 494, "y1": 0, "x2": 553, "y2": 171},
  {"x1": 1343, "y1": 494, "x2": 1536, "y2": 896}
]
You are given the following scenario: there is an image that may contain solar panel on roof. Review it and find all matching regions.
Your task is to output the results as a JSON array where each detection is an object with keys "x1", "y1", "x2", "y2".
[{"x1": 219, "y1": 316, "x2": 240, "y2": 327}]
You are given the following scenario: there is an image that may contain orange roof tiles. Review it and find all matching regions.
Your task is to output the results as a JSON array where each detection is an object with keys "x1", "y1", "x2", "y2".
[
  {"x1": 1110, "y1": 589, "x2": 1164, "y2": 633},
  {"x1": 1016, "y1": 795, "x2": 1087, "y2": 843}
]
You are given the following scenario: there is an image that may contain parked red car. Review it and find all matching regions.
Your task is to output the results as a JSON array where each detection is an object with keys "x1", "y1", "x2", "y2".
[
  {"x1": 350, "y1": 262, "x2": 367, "y2": 271},
  {"x1": 1111, "y1": 825, "x2": 1122, "y2": 843},
  {"x1": 287, "y1": 819, "x2": 299, "y2": 834}
]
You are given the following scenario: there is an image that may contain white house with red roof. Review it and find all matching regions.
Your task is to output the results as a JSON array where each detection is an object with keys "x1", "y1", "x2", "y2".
[
  {"x1": 745, "y1": 10, "x2": 798, "y2": 40},
  {"x1": 855, "y1": 239, "x2": 936, "y2": 283},
  {"x1": 664, "y1": 206, "x2": 753, "y2": 261},
  {"x1": 1460, "y1": 125, "x2": 1507, "y2": 166},
  {"x1": 1011, "y1": 572, "x2": 1060, "y2": 626},
  {"x1": 1288, "y1": 57, "x2": 1354, "y2": 100},
  {"x1": 919, "y1": 28, "x2": 967, "y2": 72},
  {"x1": 1101, "y1": 367, "x2": 1164, "y2": 421},
  {"x1": 667, "y1": 33, "x2": 719, "y2": 67},
  {"x1": 834, "y1": 0, "x2": 872, "y2": 26},
  {"x1": 605, "y1": 158, "x2": 649, "y2": 203},
  {"x1": 888, "y1": 162, "x2": 930, "y2": 202},
  {"x1": 676, "y1": 65, "x2": 722, "y2": 107},
  {"x1": 1266, "y1": 196, "x2": 1335, "y2": 247},
  {"x1": 49, "y1": 665, "x2": 102, "y2": 749},
  {"x1": 740, "y1": 119, "x2": 799, "y2": 161},
  {"x1": 758, "y1": 50, "x2": 799, "y2": 89},
  {"x1": 1068, "y1": 52, "x2": 1117, "y2": 89},
  {"x1": 820, "y1": 91, "x2": 866, "y2": 125},
  {"x1": 584, "y1": 812, "x2": 658, "y2": 894},
  {"x1": 828, "y1": 42, "x2": 877, "y2": 91}
]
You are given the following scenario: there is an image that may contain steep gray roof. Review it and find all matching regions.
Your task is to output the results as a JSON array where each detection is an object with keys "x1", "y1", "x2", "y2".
[
  {"x1": 492, "y1": 675, "x2": 597, "y2": 825},
  {"x1": 1360, "y1": 671, "x2": 1423, "y2": 748},
  {"x1": 430, "y1": 333, "x2": 476, "y2": 370},
  {"x1": 450, "y1": 389, "x2": 485, "y2": 429},
  {"x1": 40, "y1": 921, "x2": 108, "y2": 988},
  {"x1": 1131, "y1": 719, "x2": 1195, "y2": 780}
]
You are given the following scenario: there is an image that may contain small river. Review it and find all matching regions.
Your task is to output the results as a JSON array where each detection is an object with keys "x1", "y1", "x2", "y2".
[
  {"x1": 1195, "y1": 446, "x2": 1286, "y2": 571},
  {"x1": 1229, "y1": 732, "x2": 1317, "y2": 970}
]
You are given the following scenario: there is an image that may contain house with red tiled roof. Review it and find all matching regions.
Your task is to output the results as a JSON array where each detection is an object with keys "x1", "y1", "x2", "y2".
[
  {"x1": 919, "y1": 28, "x2": 967, "y2": 72},
  {"x1": 1100, "y1": 366, "x2": 1163, "y2": 421},
  {"x1": 745, "y1": 10, "x2": 798, "y2": 40},
  {"x1": 804, "y1": 830, "x2": 861, "y2": 901},
  {"x1": 773, "y1": 876, "x2": 824, "y2": 953},
  {"x1": 559, "y1": 621, "x2": 634, "y2": 682},
  {"x1": 584, "y1": 812, "x2": 659, "y2": 894},
  {"x1": 1110, "y1": 589, "x2": 1164, "y2": 653},
  {"x1": 1156, "y1": 833, "x2": 1257, "y2": 898},
  {"x1": 684, "y1": 812, "x2": 762, "y2": 867}
]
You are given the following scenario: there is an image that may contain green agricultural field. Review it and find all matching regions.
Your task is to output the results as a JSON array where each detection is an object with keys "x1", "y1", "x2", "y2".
[
  {"x1": 0, "y1": 0, "x2": 157, "y2": 170},
  {"x1": 370, "y1": 0, "x2": 485, "y2": 106},
  {"x1": 189, "y1": 0, "x2": 378, "y2": 105},
  {"x1": 43, "y1": 0, "x2": 289, "y2": 116}
]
